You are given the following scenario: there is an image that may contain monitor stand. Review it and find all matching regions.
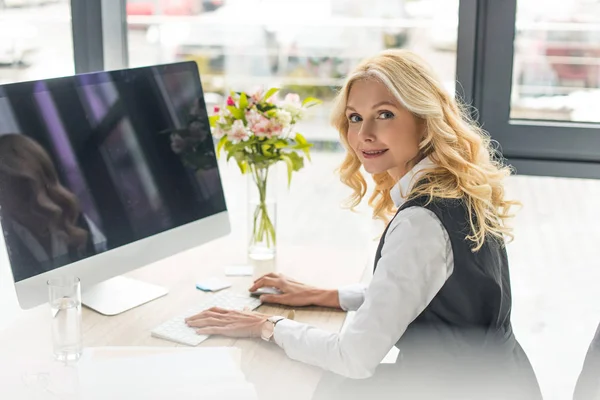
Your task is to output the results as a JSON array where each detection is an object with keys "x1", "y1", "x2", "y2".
[{"x1": 82, "y1": 276, "x2": 168, "y2": 316}]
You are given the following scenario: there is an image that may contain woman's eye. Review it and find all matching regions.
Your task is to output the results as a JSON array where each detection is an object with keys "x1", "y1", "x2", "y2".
[
  {"x1": 378, "y1": 111, "x2": 395, "y2": 120},
  {"x1": 348, "y1": 114, "x2": 362, "y2": 123}
]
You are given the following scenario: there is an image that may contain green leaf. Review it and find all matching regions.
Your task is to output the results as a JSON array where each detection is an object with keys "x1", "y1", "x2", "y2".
[
  {"x1": 228, "y1": 141, "x2": 250, "y2": 156},
  {"x1": 263, "y1": 88, "x2": 280, "y2": 102},
  {"x1": 261, "y1": 144, "x2": 273, "y2": 157},
  {"x1": 215, "y1": 135, "x2": 228, "y2": 159},
  {"x1": 227, "y1": 106, "x2": 244, "y2": 120},
  {"x1": 294, "y1": 133, "x2": 312, "y2": 162},
  {"x1": 286, "y1": 151, "x2": 305, "y2": 171},
  {"x1": 302, "y1": 97, "x2": 322, "y2": 108},
  {"x1": 209, "y1": 115, "x2": 220, "y2": 128},
  {"x1": 280, "y1": 153, "x2": 294, "y2": 188},
  {"x1": 239, "y1": 92, "x2": 249, "y2": 110},
  {"x1": 303, "y1": 147, "x2": 312, "y2": 162},
  {"x1": 257, "y1": 103, "x2": 277, "y2": 113},
  {"x1": 294, "y1": 132, "x2": 308, "y2": 145},
  {"x1": 236, "y1": 159, "x2": 248, "y2": 174}
]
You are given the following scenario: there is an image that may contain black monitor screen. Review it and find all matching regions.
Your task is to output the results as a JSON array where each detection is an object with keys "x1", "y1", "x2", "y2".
[{"x1": 0, "y1": 62, "x2": 226, "y2": 282}]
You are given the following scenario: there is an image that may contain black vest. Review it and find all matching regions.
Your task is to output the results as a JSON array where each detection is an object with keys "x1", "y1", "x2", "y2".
[{"x1": 374, "y1": 195, "x2": 542, "y2": 399}]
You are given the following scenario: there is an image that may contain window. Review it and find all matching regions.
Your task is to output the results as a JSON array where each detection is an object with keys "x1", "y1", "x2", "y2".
[
  {"x1": 511, "y1": 0, "x2": 600, "y2": 123},
  {"x1": 477, "y1": 0, "x2": 600, "y2": 178},
  {"x1": 126, "y1": 0, "x2": 460, "y2": 145},
  {"x1": 0, "y1": 0, "x2": 74, "y2": 84}
]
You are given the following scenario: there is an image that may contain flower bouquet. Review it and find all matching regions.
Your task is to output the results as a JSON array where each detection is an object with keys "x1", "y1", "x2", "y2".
[{"x1": 210, "y1": 88, "x2": 321, "y2": 259}]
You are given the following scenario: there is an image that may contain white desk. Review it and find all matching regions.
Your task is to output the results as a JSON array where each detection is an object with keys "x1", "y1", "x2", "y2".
[{"x1": 0, "y1": 236, "x2": 370, "y2": 400}]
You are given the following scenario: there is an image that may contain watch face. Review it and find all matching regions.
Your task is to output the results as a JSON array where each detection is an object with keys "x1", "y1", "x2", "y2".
[{"x1": 261, "y1": 320, "x2": 274, "y2": 340}]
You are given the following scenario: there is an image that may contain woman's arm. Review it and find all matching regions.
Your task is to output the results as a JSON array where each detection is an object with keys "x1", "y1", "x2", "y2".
[
  {"x1": 337, "y1": 284, "x2": 368, "y2": 311},
  {"x1": 249, "y1": 275, "x2": 363, "y2": 310},
  {"x1": 272, "y1": 207, "x2": 453, "y2": 379}
]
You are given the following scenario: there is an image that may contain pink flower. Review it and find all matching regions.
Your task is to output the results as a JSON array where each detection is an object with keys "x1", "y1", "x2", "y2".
[
  {"x1": 226, "y1": 96, "x2": 235, "y2": 106},
  {"x1": 249, "y1": 117, "x2": 284, "y2": 139},
  {"x1": 252, "y1": 118, "x2": 270, "y2": 138},
  {"x1": 250, "y1": 87, "x2": 263, "y2": 104},
  {"x1": 228, "y1": 120, "x2": 249, "y2": 143},
  {"x1": 213, "y1": 106, "x2": 220, "y2": 114},
  {"x1": 245, "y1": 109, "x2": 263, "y2": 128},
  {"x1": 270, "y1": 123, "x2": 283, "y2": 138}
]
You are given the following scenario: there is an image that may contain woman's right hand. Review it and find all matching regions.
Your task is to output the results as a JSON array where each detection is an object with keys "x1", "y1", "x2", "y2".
[{"x1": 249, "y1": 273, "x2": 341, "y2": 309}]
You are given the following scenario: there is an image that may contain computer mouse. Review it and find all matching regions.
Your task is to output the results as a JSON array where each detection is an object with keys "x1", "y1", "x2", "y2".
[{"x1": 250, "y1": 287, "x2": 282, "y2": 297}]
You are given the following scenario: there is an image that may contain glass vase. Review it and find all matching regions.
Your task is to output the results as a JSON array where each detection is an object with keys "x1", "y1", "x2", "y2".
[{"x1": 247, "y1": 164, "x2": 277, "y2": 261}]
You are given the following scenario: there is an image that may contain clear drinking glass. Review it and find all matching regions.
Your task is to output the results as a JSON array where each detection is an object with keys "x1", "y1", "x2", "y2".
[{"x1": 47, "y1": 277, "x2": 82, "y2": 362}]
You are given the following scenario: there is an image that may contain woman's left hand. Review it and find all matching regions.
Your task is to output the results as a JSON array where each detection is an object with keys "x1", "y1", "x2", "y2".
[{"x1": 185, "y1": 307, "x2": 272, "y2": 338}]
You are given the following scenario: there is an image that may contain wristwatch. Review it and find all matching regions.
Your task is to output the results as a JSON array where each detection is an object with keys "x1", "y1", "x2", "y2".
[{"x1": 260, "y1": 316, "x2": 285, "y2": 342}]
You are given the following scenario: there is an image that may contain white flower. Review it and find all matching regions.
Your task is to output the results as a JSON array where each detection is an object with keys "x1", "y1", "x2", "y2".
[
  {"x1": 274, "y1": 109, "x2": 292, "y2": 127},
  {"x1": 281, "y1": 93, "x2": 305, "y2": 122},
  {"x1": 228, "y1": 120, "x2": 250, "y2": 143},
  {"x1": 284, "y1": 93, "x2": 301, "y2": 106},
  {"x1": 212, "y1": 125, "x2": 226, "y2": 139},
  {"x1": 282, "y1": 103, "x2": 306, "y2": 122}
]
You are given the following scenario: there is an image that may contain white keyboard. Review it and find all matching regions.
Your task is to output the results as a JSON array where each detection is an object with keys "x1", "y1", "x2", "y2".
[{"x1": 151, "y1": 291, "x2": 262, "y2": 346}]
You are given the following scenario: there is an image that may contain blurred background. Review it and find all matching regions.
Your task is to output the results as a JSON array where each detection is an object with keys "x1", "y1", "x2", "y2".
[{"x1": 2, "y1": 0, "x2": 600, "y2": 138}]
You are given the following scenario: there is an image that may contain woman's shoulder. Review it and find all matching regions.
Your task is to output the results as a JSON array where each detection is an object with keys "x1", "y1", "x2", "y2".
[
  {"x1": 389, "y1": 203, "x2": 449, "y2": 239},
  {"x1": 399, "y1": 195, "x2": 471, "y2": 237},
  {"x1": 402, "y1": 194, "x2": 466, "y2": 214}
]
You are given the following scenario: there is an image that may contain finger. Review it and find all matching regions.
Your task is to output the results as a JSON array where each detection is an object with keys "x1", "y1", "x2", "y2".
[
  {"x1": 186, "y1": 317, "x2": 228, "y2": 328},
  {"x1": 249, "y1": 277, "x2": 282, "y2": 292},
  {"x1": 196, "y1": 327, "x2": 228, "y2": 336},
  {"x1": 260, "y1": 294, "x2": 291, "y2": 305},
  {"x1": 185, "y1": 307, "x2": 229, "y2": 322},
  {"x1": 207, "y1": 307, "x2": 229, "y2": 314},
  {"x1": 249, "y1": 276, "x2": 276, "y2": 290},
  {"x1": 252, "y1": 272, "x2": 279, "y2": 283}
]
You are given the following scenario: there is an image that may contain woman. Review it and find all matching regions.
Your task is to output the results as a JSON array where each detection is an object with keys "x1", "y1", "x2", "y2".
[
  {"x1": 0, "y1": 134, "x2": 106, "y2": 282},
  {"x1": 185, "y1": 50, "x2": 542, "y2": 399}
]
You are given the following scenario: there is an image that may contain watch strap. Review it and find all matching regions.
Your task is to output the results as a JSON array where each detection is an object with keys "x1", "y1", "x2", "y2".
[{"x1": 262, "y1": 316, "x2": 285, "y2": 342}]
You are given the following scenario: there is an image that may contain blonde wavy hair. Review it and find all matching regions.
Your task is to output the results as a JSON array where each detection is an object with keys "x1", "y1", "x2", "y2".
[{"x1": 333, "y1": 49, "x2": 519, "y2": 251}]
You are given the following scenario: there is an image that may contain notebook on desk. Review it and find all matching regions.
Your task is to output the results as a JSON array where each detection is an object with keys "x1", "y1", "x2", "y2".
[
  {"x1": 0, "y1": 346, "x2": 258, "y2": 400},
  {"x1": 77, "y1": 346, "x2": 258, "y2": 400}
]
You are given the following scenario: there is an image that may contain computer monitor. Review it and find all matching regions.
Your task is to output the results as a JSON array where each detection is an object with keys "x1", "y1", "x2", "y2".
[{"x1": 0, "y1": 62, "x2": 230, "y2": 315}]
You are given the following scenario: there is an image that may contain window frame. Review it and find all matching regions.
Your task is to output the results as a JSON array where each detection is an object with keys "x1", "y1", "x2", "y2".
[
  {"x1": 71, "y1": 0, "x2": 128, "y2": 74},
  {"x1": 477, "y1": 0, "x2": 600, "y2": 178}
]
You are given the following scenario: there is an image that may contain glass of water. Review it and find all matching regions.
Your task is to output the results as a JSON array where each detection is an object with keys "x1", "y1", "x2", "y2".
[{"x1": 47, "y1": 277, "x2": 82, "y2": 362}]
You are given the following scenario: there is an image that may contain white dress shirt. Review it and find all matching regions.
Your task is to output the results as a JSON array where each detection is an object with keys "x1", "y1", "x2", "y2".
[{"x1": 272, "y1": 157, "x2": 454, "y2": 379}]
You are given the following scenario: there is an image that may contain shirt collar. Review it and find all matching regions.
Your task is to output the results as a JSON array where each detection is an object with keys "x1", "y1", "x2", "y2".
[{"x1": 390, "y1": 156, "x2": 436, "y2": 208}]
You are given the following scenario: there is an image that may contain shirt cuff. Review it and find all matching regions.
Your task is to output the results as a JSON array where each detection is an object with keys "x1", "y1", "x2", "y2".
[
  {"x1": 272, "y1": 318, "x2": 304, "y2": 348},
  {"x1": 337, "y1": 283, "x2": 367, "y2": 311}
]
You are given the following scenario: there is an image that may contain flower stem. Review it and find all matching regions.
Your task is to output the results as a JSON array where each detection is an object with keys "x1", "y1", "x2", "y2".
[{"x1": 249, "y1": 164, "x2": 276, "y2": 250}]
